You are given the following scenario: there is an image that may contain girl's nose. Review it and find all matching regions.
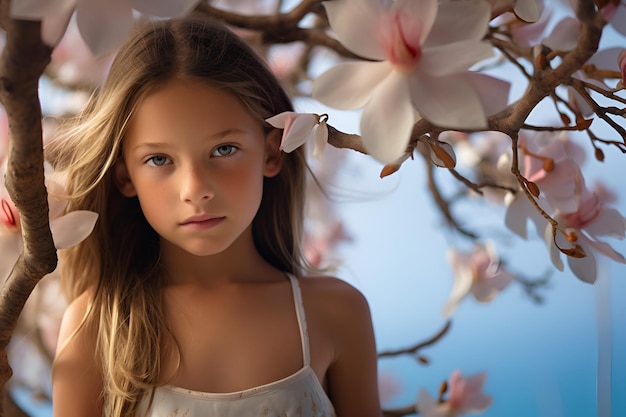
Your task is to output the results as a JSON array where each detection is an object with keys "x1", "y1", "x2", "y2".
[{"x1": 179, "y1": 164, "x2": 215, "y2": 203}]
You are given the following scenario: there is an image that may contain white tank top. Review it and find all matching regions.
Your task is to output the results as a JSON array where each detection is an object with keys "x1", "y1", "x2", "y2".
[{"x1": 136, "y1": 274, "x2": 336, "y2": 417}]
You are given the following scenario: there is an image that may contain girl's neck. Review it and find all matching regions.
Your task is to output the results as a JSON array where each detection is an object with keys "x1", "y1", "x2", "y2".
[{"x1": 158, "y1": 229, "x2": 281, "y2": 288}]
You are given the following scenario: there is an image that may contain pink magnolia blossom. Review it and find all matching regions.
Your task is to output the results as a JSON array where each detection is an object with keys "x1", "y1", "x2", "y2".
[
  {"x1": 312, "y1": 0, "x2": 510, "y2": 163},
  {"x1": 442, "y1": 242, "x2": 514, "y2": 317},
  {"x1": 266, "y1": 112, "x2": 329, "y2": 157},
  {"x1": 10, "y1": 0, "x2": 199, "y2": 55},
  {"x1": 0, "y1": 160, "x2": 98, "y2": 283},
  {"x1": 417, "y1": 370, "x2": 493, "y2": 417},
  {"x1": 520, "y1": 131, "x2": 586, "y2": 213},
  {"x1": 544, "y1": 188, "x2": 626, "y2": 283}
]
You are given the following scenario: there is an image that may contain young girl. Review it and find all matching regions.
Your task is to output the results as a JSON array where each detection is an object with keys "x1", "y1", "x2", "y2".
[{"x1": 47, "y1": 17, "x2": 381, "y2": 417}]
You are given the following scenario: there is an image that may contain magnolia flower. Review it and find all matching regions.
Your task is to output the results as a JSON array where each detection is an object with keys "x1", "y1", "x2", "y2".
[
  {"x1": 312, "y1": 0, "x2": 509, "y2": 163},
  {"x1": 442, "y1": 242, "x2": 514, "y2": 317},
  {"x1": 417, "y1": 370, "x2": 493, "y2": 417},
  {"x1": 520, "y1": 131, "x2": 586, "y2": 213},
  {"x1": 11, "y1": 0, "x2": 199, "y2": 55},
  {"x1": 0, "y1": 161, "x2": 98, "y2": 282},
  {"x1": 265, "y1": 112, "x2": 329, "y2": 158},
  {"x1": 544, "y1": 189, "x2": 626, "y2": 283}
]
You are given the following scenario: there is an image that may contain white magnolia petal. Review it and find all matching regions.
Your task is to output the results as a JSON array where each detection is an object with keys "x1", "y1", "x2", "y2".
[
  {"x1": 265, "y1": 112, "x2": 291, "y2": 128},
  {"x1": 544, "y1": 223, "x2": 565, "y2": 271},
  {"x1": 280, "y1": 115, "x2": 318, "y2": 153},
  {"x1": 421, "y1": 41, "x2": 494, "y2": 76},
  {"x1": 393, "y1": 0, "x2": 438, "y2": 45},
  {"x1": 360, "y1": 72, "x2": 415, "y2": 163},
  {"x1": 587, "y1": 47, "x2": 622, "y2": 71},
  {"x1": 472, "y1": 271, "x2": 514, "y2": 302},
  {"x1": 426, "y1": 0, "x2": 490, "y2": 48},
  {"x1": 462, "y1": 372, "x2": 493, "y2": 412},
  {"x1": 585, "y1": 238, "x2": 626, "y2": 264},
  {"x1": 504, "y1": 192, "x2": 528, "y2": 238},
  {"x1": 312, "y1": 122, "x2": 329, "y2": 158},
  {"x1": 130, "y1": 0, "x2": 199, "y2": 17},
  {"x1": 441, "y1": 269, "x2": 473, "y2": 317},
  {"x1": 77, "y1": 0, "x2": 134, "y2": 55},
  {"x1": 610, "y1": 4, "x2": 626, "y2": 37},
  {"x1": 416, "y1": 389, "x2": 443, "y2": 417},
  {"x1": 10, "y1": 0, "x2": 74, "y2": 19},
  {"x1": 460, "y1": 72, "x2": 510, "y2": 116},
  {"x1": 543, "y1": 17, "x2": 580, "y2": 52},
  {"x1": 567, "y1": 243, "x2": 597, "y2": 283},
  {"x1": 323, "y1": 0, "x2": 386, "y2": 60},
  {"x1": 584, "y1": 208, "x2": 626, "y2": 239},
  {"x1": 514, "y1": 0, "x2": 541, "y2": 22},
  {"x1": 50, "y1": 210, "x2": 98, "y2": 250},
  {"x1": 0, "y1": 235, "x2": 22, "y2": 282},
  {"x1": 41, "y1": 12, "x2": 73, "y2": 47},
  {"x1": 410, "y1": 73, "x2": 487, "y2": 129},
  {"x1": 312, "y1": 61, "x2": 391, "y2": 110}
]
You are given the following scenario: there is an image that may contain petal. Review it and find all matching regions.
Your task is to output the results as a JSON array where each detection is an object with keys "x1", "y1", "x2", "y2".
[
  {"x1": 360, "y1": 71, "x2": 415, "y2": 163},
  {"x1": 77, "y1": 0, "x2": 133, "y2": 55},
  {"x1": 587, "y1": 47, "x2": 623, "y2": 72},
  {"x1": 585, "y1": 237, "x2": 626, "y2": 264},
  {"x1": 267, "y1": 113, "x2": 318, "y2": 153},
  {"x1": 130, "y1": 0, "x2": 198, "y2": 17},
  {"x1": 543, "y1": 17, "x2": 581, "y2": 52},
  {"x1": 514, "y1": 0, "x2": 542, "y2": 22},
  {"x1": 41, "y1": 12, "x2": 73, "y2": 47},
  {"x1": 409, "y1": 73, "x2": 487, "y2": 129},
  {"x1": 505, "y1": 192, "x2": 529, "y2": 238},
  {"x1": 416, "y1": 389, "x2": 445, "y2": 417},
  {"x1": 420, "y1": 40, "x2": 494, "y2": 76},
  {"x1": 0, "y1": 235, "x2": 22, "y2": 282},
  {"x1": 323, "y1": 0, "x2": 386, "y2": 60},
  {"x1": 472, "y1": 270, "x2": 514, "y2": 302},
  {"x1": 425, "y1": 0, "x2": 491, "y2": 48},
  {"x1": 10, "y1": 0, "x2": 74, "y2": 19},
  {"x1": 584, "y1": 207, "x2": 626, "y2": 239},
  {"x1": 544, "y1": 222, "x2": 565, "y2": 271},
  {"x1": 459, "y1": 72, "x2": 511, "y2": 116},
  {"x1": 50, "y1": 210, "x2": 98, "y2": 249},
  {"x1": 312, "y1": 122, "x2": 329, "y2": 158},
  {"x1": 609, "y1": 4, "x2": 626, "y2": 37},
  {"x1": 392, "y1": 0, "x2": 438, "y2": 45},
  {"x1": 567, "y1": 242, "x2": 597, "y2": 283},
  {"x1": 312, "y1": 61, "x2": 390, "y2": 110}
]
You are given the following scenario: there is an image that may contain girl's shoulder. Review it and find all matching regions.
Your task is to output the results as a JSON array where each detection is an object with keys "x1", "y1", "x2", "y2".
[{"x1": 297, "y1": 275, "x2": 372, "y2": 325}]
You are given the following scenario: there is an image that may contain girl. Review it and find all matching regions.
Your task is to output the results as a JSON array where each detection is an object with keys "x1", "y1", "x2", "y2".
[{"x1": 48, "y1": 17, "x2": 381, "y2": 417}]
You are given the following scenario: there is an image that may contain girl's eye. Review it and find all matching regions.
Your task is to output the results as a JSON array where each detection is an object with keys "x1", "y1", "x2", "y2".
[
  {"x1": 146, "y1": 155, "x2": 171, "y2": 167},
  {"x1": 212, "y1": 145, "x2": 238, "y2": 157}
]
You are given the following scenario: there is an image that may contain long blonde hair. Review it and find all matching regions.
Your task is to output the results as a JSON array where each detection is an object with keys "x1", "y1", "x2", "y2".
[{"x1": 46, "y1": 17, "x2": 308, "y2": 417}]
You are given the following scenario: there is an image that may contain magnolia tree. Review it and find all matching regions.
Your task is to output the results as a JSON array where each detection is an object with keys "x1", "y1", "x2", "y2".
[{"x1": 1, "y1": 0, "x2": 625, "y2": 416}]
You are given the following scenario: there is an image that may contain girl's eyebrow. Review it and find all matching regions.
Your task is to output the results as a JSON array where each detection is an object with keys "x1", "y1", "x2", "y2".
[{"x1": 131, "y1": 129, "x2": 248, "y2": 152}]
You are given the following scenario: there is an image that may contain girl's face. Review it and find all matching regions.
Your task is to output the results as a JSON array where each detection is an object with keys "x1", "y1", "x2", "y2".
[{"x1": 116, "y1": 78, "x2": 282, "y2": 258}]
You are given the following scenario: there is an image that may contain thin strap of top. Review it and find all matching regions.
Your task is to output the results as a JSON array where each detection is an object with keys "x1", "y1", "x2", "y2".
[{"x1": 287, "y1": 273, "x2": 311, "y2": 367}]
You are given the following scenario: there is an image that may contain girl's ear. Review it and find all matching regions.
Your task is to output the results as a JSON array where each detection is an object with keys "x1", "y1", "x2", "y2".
[
  {"x1": 263, "y1": 128, "x2": 283, "y2": 178},
  {"x1": 113, "y1": 160, "x2": 137, "y2": 197}
]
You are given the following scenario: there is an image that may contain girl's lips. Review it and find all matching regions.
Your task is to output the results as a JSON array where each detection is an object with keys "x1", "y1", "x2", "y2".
[{"x1": 180, "y1": 216, "x2": 225, "y2": 229}]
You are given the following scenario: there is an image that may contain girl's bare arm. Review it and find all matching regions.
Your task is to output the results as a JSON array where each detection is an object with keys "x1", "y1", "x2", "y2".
[
  {"x1": 322, "y1": 279, "x2": 383, "y2": 417},
  {"x1": 52, "y1": 292, "x2": 103, "y2": 417}
]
